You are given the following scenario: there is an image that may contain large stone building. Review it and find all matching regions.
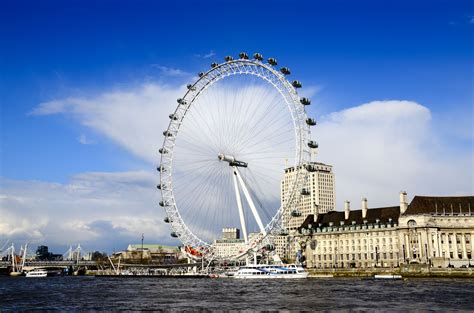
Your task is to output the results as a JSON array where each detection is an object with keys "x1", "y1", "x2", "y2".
[
  {"x1": 281, "y1": 162, "x2": 336, "y2": 231},
  {"x1": 296, "y1": 193, "x2": 474, "y2": 269},
  {"x1": 398, "y1": 195, "x2": 474, "y2": 267},
  {"x1": 113, "y1": 244, "x2": 180, "y2": 263}
]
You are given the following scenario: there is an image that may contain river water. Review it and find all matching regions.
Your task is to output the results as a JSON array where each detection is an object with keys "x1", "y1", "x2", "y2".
[{"x1": 1, "y1": 277, "x2": 473, "y2": 311}]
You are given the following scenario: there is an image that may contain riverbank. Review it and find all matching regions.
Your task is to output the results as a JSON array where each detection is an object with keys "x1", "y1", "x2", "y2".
[{"x1": 308, "y1": 265, "x2": 474, "y2": 278}]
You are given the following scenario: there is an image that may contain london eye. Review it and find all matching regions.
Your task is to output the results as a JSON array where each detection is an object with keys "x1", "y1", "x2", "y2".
[{"x1": 157, "y1": 52, "x2": 317, "y2": 260}]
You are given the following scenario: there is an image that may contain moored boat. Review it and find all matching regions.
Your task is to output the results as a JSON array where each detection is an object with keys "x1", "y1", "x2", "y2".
[
  {"x1": 374, "y1": 274, "x2": 403, "y2": 280},
  {"x1": 26, "y1": 269, "x2": 48, "y2": 278},
  {"x1": 234, "y1": 264, "x2": 308, "y2": 279}
]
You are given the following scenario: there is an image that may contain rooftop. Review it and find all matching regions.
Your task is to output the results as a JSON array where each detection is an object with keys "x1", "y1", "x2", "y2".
[{"x1": 405, "y1": 196, "x2": 474, "y2": 215}]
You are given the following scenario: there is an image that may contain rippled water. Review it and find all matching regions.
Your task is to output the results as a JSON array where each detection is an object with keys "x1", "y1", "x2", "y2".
[{"x1": 1, "y1": 276, "x2": 473, "y2": 311}]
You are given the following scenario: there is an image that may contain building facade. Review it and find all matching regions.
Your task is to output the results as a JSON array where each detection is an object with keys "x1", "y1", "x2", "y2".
[
  {"x1": 296, "y1": 193, "x2": 474, "y2": 269},
  {"x1": 281, "y1": 162, "x2": 336, "y2": 231},
  {"x1": 113, "y1": 244, "x2": 180, "y2": 263},
  {"x1": 398, "y1": 195, "x2": 474, "y2": 268},
  {"x1": 212, "y1": 228, "x2": 260, "y2": 259}
]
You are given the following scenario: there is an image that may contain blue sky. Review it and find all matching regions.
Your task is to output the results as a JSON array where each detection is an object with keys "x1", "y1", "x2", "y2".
[{"x1": 1, "y1": 0, "x2": 472, "y2": 253}]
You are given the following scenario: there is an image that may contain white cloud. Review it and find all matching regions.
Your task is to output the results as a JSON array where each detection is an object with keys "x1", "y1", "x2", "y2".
[
  {"x1": 315, "y1": 100, "x2": 473, "y2": 209},
  {"x1": 194, "y1": 50, "x2": 216, "y2": 58},
  {"x1": 78, "y1": 134, "x2": 94, "y2": 145},
  {"x1": 31, "y1": 83, "x2": 185, "y2": 163},
  {"x1": 150, "y1": 64, "x2": 190, "y2": 77},
  {"x1": 0, "y1": 171, "x2": 175, "y2": 253}
]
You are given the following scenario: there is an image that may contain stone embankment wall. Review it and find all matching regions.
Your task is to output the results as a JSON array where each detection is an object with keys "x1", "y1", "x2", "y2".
[{"x1": 308, "y1": 265, "x2": 474, "y2": 278}]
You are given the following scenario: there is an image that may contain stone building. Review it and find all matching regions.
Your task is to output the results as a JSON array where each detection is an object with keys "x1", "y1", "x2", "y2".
[
  {"x1": 212, "y1": 228, "x2": 259, "y2": 259},
  {"x1": 281, "y1": 162, "x2": 336, "y2": 231},
  {"x1": 296, "y1": 193, "x2": 474, "y2": 269},
  {"x1": 398, "y1": 195, "x2": 474, "y2": 268},
  {"x1": 113, "y1": 244, "x2": 180, "y2": 263},
  {"x1": 298, "y1": 198, "x2": 400, "y2": 268}
]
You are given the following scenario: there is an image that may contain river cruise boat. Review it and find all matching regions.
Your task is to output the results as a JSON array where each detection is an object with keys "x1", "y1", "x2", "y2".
[
  {"x1": 26, "y1": 269, "x2": 48, "y2": 278},
  {"x1": 234, "y1": 264, "x2": 308, "y2": 279}
]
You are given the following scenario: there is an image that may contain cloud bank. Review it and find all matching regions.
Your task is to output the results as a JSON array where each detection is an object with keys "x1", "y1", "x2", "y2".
[
  {"x1": 0, "y1": 171, "x2": 172, "y2": 253},
  {"x1": 316, "y1": 100, "x2": 472, "y2": 208}
]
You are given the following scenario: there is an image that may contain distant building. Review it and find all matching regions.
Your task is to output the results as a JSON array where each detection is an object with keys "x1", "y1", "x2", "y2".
[
  {"x1": 281, "y1": 162, "x2": 336, "y2": 231},
  {"x1": 222, "y1": 228, "x2": 240, "y2": 240},
  {"x1": 35, "y1": 245, "x2": 62, "y2": 261},
  {"x1": 212, "y1": 228, "x2": 260, "y2": 259},
  {"x1": 296, "y1": 193, "x2": 474, "y2": 269},
  {"x1": 113, "y1": 244, "x2": 180, "y2": 264},
  {"x1": 213, "y1": 228, "x2": 246, "y2": 259}
]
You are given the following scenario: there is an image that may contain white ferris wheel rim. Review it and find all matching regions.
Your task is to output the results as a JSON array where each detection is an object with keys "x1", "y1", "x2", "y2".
[{"x1": 158, "y1": 56, "x2": 312, "y2": 259}]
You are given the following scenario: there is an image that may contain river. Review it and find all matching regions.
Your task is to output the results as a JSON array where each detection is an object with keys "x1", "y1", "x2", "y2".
[{"x1": 1, "y1": 277, "x2": 473, "y2": 311}]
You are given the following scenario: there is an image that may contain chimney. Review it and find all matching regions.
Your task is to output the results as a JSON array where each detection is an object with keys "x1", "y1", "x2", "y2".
[
  {"x1": 344, "y1": 201, "x2": 350, "y2": 220},
  {"x1": 400, "y1": 191, "x2": 408, "y2": 214},
  {"x1": 362, "y1": 198, "x2": 368, "y2": 219}
]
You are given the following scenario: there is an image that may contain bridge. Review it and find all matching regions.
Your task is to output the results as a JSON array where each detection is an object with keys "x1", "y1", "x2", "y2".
[{"x1": 0, "y1": 260, "x2": 201, "y2": 269}]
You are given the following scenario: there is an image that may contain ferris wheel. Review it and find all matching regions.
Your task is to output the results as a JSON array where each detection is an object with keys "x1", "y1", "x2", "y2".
[{"x1": 157, "y1": 52, "x2": 317, "y2": 260}]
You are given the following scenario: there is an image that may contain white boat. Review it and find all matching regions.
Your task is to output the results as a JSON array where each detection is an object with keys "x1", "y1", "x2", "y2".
[
  {"x1": 234, "y1": 264, "x2": 308, "y2": 279},
  {"x1": 374, "y1": 274, "x2": 403, "y2": 280},
  {"x1": 26, "y1": 269, "x2": 48, "y2": 278}
]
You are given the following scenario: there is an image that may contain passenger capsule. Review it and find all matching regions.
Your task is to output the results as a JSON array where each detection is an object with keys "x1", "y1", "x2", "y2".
[
  {"x1": 198, "y1": 72, "x2": 204, "y2": 77},
  {"x1": 159, "y1": 201, "x2": 165, "y2": 207},
  {"x1": 291, "y1": 210, "x2": 302, "y2": 217},
  {"x1": 225, "y1": 55, "x2": 234, "y2": 62},
  {"x1": 239, "y1": 52, "x2": 249, "y2": 59},
  {"x1": 187, "y1": 84, "x2": 196, "y2": 91},
  {"x1": 265, "y1": 244, "x2": 275, "y2": 251},
  {"x1": 157, "y1": 184, "x2": 162, "y2": 190},
  {"x1": 170, "y1": 232, "x2": 178, "y2": 238},
  {"x1": 253, "y1": 53, "x2": 263, "y2": 61},
  {"x1": 280, "y1": 67, "x2": 291, "y2": 75},
  {"x1": 211, "y1": 62, "x2": 218, "y2": 68},
  {"x1": 306, "y1": 118, "x2": 316, "y2": 126},
  {"x1": 163, "y1": 130, "x2": 173, "y2": 137},
  {"x1": 308, "y1": 140, "x2": 319, "y2": 149},
  {"x1": 169, "y1": 114, "x2": 178, "y2": 120},
  {"x1": 164, "y1": 217, "x2": 171, "y2": 223},
  {"x1": 159, "y1": 148, "x2": 168, "y2": 154},
  {"x1": 305, "y1": 164, "x2": 317, "y2": 172},
  {"x1": 267, "y1": 58, "x2": 277, "y2": 66},
  {"x1": 177, "y1": 98, "x2": 187, "y2": 105},
  {"x1": 301, "y1": 188, "x2": 310, "y2": 196},
  {"x1": 292, "y1": 80, "x2": 302, "y2": 88},
  {"x1": 300, "y1": 97, "x2": 311, "y2": 105}
]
